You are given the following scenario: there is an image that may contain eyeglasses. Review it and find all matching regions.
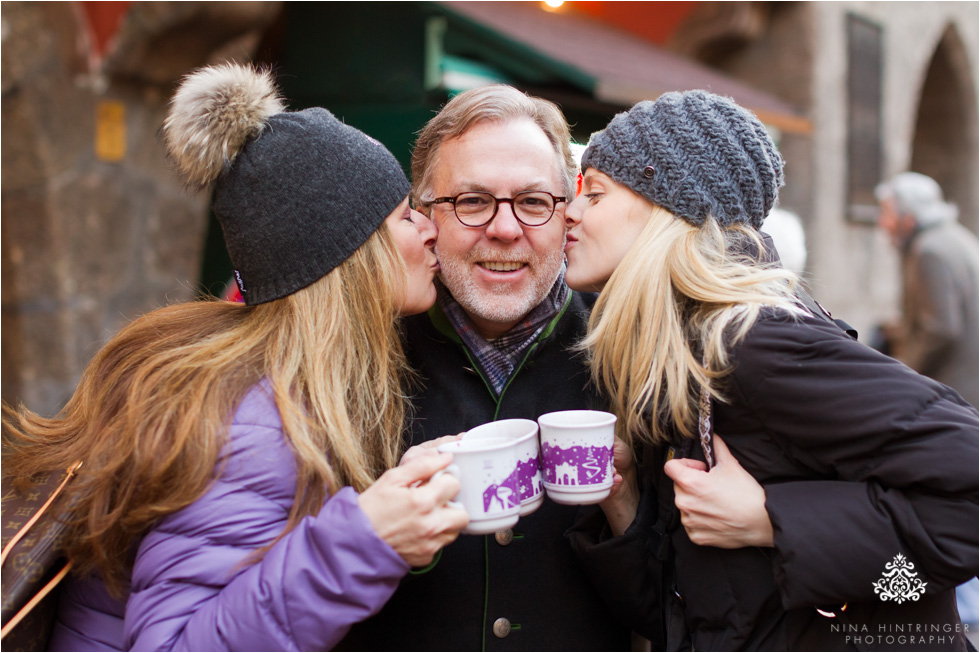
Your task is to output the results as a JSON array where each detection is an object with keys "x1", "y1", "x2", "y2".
[{"x1": 430, "y1": 191, "x2": 566, "y2": 227}]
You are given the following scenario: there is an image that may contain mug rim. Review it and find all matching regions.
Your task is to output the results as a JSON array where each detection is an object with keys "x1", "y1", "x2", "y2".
[
  {"x1": 462, "y1": 418, "x2": 538, "y2": 444},
  {"x1": 437, "y1": 436, "x2": 516, "y2": 454},
  {"x1": 537, "y1": 410, "x2": 617, "y2": 429}
]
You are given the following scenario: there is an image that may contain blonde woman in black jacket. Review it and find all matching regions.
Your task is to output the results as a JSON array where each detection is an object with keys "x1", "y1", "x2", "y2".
[{"x1": 562, "y1": 91, "x2": 978, "y2": 651}]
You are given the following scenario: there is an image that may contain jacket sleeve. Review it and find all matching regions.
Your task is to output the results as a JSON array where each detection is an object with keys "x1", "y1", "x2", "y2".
[
  {"x1": 124, "y1": 417, "x2": 409, "y2": 651},
  {"x1": 728, "y1": 311, "x2": 979, "y2": 610}
]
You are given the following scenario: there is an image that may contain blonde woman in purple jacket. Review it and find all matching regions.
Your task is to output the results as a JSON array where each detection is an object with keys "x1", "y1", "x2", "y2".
[{"x1": 3, "y1": 64, "x2": 468, "y2": 651}]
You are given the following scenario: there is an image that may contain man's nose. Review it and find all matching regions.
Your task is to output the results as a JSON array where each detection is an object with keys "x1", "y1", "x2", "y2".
[{"x1": 484, "y1": 201, "x2": 524, "y2": 242}]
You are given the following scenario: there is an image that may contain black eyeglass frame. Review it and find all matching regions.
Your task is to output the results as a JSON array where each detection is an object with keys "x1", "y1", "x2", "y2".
[{"x1": 429, "y1": 191, "x2": 567, "y2": 227}]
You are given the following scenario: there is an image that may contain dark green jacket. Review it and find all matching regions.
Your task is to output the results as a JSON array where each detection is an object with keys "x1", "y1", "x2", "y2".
[{"x1": 338, "y1": 290, "x2": 633, "y2": 651}]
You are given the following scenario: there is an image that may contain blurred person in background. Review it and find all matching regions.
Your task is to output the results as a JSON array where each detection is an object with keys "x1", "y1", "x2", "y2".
[
  {"x1": 876, "y1": 171, "x2": 980, "y2": 644},
  {"x1": 875, "y1": 172, "x2": 978, "y2": 409}
]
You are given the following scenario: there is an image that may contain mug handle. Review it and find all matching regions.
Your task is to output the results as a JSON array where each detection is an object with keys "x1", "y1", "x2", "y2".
[{"x1": 430, "y1": 464, "x2": 465, "y2": 511}]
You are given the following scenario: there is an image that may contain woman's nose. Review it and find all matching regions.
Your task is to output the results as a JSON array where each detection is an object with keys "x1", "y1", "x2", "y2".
[
  {"x1": 565, "y1": 195, "x2": 584, "y2": 226},
  {"x1": 413, "y1": 209, "x2": 438, "y2": 248}
]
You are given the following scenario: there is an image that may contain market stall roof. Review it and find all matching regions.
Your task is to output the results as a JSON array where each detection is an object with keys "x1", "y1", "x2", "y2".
[{"x1": 436, "y1": 1, "x2": 811, "y2": 134}]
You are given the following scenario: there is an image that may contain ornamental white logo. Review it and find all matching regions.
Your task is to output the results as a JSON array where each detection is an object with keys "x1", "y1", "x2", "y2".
[{"x1": 872, "y1": 553, "x2": 927, "y2": 603}]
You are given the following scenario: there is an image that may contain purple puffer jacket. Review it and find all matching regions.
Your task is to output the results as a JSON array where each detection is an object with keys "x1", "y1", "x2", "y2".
[{"x1": 49, "y1": 380, "x2": 410, "y2": 651}]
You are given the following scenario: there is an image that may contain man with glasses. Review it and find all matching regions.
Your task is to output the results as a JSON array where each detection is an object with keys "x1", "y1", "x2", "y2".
[{"x1": 337, "y1": 86, "x2": 636, "y2": 651}]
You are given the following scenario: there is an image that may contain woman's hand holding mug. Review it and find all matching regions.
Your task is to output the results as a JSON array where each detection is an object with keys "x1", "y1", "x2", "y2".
[
  {"x1": 399, "y1": 434, "x2": 464, "y2": 466},
  {"x1": 598, "y1": 437, "x2": 640, "y2": 537},
  {"x1": 358, "y1": 452, "x2": 469, "y2": 567}
]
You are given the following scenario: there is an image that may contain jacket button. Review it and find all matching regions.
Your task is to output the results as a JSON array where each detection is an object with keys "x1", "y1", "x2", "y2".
[
  {"x1": 495, "y1": 529, "x2": 514, "y2": 546},
  {"x1": 642, "y1": 165, "x2": 655, "y2": 178},
  {"x1": 492, "y1": 617, "x2": 511, "y2": 638}
]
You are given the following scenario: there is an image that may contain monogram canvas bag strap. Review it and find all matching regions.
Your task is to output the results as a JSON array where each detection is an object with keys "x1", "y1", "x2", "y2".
[
  {"x1": 1, "y1": 460, "x2": 82, "y2": 641},
  {"x1": 0, "y1": 461, "x2": 82, "y2": 566}
]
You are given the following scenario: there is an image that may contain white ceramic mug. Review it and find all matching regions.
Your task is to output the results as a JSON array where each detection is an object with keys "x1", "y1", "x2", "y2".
[
  {"x1": 436, "y1": 437, "x2": 521, "y2": 534},
  {"x1": 462, "y1": 419, "x2": 544, "y2": 517},
  {"x1": 536, "y1": 410, "x2": 616, "y2": 505}
]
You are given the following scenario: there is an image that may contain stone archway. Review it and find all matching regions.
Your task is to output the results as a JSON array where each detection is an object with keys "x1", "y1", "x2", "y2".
[{"x1": 910, "y1": 24, "x2": 979, "y2": 235}]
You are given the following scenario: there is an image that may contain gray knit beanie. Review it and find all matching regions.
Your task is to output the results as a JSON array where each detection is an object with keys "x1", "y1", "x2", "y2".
[
  {"x1": 580, "y1": 90, "x2": 783, "y2": 230},
  {"x1": 163, "y1": 63, "x2": 409, "y2": 305}
]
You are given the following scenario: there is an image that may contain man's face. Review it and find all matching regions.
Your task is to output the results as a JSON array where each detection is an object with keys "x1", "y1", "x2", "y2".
[
  {"x1": 426, "y1": 119, "x2": 567, "y2": 339},
  {"x1": 878, "y1": 197, "x2": 916, "y2": 247}
]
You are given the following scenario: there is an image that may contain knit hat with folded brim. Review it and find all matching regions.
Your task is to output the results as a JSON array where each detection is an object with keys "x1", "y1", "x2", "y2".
[
  {"x1": 580, "y1": 90, "x2": 784, "y2": 230},
  {"x1": 163, "y1": 63, "x2": 410, "y2": 305}
]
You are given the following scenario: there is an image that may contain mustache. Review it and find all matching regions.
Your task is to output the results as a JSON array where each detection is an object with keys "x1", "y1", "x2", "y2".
[{"x1": 435, "y1": 246, "x2": 537, "y2": 264}]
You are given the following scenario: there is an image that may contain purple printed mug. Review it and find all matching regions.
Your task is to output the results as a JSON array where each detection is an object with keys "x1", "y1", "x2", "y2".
[
  {"x1": 436, "y1": 437, "x2": 521, "y2": 534},
  {"x1": 463, "y1": 419, "x2": 544, "y2": 517},
  {"x1": 537, "y1": 410, "x2": 616, "y2": 505}
]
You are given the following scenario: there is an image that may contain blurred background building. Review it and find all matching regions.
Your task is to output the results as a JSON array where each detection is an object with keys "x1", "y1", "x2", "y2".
[{"x1": 3, "y1": 1, "x2": 977, "y2": 415}]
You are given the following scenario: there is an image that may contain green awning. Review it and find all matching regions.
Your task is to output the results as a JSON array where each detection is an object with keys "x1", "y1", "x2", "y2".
[{"x1": 429, "y1": 1, "x2": 811, "y2": 134}]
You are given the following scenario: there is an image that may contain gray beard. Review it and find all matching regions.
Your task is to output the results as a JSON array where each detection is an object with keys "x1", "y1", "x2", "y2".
[{"x1": 437, "y1": 247, "x2": 565, "y2": 326}]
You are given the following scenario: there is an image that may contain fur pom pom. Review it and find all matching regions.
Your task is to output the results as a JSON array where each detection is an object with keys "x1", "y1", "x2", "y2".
[{"x1": 163, "y1": 63, "x2": 285, "y2": 189}]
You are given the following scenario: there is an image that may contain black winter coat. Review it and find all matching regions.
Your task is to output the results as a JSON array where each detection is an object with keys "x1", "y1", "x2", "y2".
[
  {"x1": 338, "y1": 291, "x2": 634, "y2": 652},
  {"x1": 573, "y1": 306, "x2": 978, "y2": 651}
]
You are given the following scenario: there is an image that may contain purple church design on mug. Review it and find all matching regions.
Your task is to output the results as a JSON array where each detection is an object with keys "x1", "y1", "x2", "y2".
[
  {"x1": 542, "y1": 443, "x2": 612, "y2": 486},
  {"x1": 482, "y1": 468, "x2": 520, "y2": 512}
]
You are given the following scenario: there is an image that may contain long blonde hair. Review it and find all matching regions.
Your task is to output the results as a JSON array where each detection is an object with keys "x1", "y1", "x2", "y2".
[
  {"x1": 2, "y1": 225, "x2": 410, "y2": 594},
  {"x1": 582, "y1": 207, "x2": 799, "y2": 447}
]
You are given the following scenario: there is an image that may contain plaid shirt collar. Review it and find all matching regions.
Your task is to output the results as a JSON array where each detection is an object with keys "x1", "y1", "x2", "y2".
[{"x1": 438, "y1": 269, "x2": 570, "y2": 396}]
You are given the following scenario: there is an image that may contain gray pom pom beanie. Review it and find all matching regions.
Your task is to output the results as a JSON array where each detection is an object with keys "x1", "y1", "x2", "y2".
[
  {"x1": 164, "y1": 64, "x2": 409, "y2": 305},
  {"x1": 580, "y1": 90, "x2": 784, "y2": 230}
]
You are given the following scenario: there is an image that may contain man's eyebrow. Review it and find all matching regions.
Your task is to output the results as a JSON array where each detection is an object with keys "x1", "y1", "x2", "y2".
[
  {"x1": 448, "y1": 181, "x2": 492, "y2": 194},
  {"x1": 448, "y1": 180, "x2": 557, "y2": 195},
  {"x1": 514, "y1": 180, "x2": 556, "y2": 193}
]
